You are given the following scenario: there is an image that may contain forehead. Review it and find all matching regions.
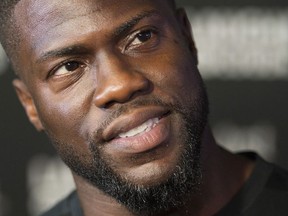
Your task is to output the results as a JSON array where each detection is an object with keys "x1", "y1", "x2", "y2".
[{"x1": 13, "y1": 0, "x2": 173, "y2": 52}]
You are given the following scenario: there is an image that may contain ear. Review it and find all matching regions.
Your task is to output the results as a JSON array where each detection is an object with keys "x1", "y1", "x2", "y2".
[
  {"x1": 12, "y1": 79, "x2": 44, "y2": 131},
  {"x1": 176, "y1": 8, "x2": 198, "y2": 65}
]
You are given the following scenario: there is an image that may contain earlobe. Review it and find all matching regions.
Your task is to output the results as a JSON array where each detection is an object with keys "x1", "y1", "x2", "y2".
[
  {"x1": 176, "y1": 8, "x2": 198, "y2": 65},
  {"x1": 12, "y1": 79, "x2": 44, "y2": 131}
]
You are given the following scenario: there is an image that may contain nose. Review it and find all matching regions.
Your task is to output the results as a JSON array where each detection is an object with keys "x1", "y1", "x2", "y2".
[{"x1": 94, "y1": 53, "x2": 151, "y2": 108}]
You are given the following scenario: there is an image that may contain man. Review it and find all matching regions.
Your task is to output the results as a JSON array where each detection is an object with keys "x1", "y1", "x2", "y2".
[{"x1": 1, "y1": 0, "x2": 288, "y2": 215}]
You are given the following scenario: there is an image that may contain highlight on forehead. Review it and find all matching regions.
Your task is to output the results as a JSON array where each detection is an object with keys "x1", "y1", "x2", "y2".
[{"x1": 0, "y1": 0, "x2": 176, "y2": 42}]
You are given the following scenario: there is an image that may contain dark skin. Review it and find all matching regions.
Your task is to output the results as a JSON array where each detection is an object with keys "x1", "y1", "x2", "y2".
[{"x1": 11, "y1": 0, "x2": 254, "y2": 215}]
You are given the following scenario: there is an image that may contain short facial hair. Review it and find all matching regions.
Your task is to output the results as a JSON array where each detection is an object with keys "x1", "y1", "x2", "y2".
[{"x1": 52, "y1": 86, "x2": 209, "y2": 215}]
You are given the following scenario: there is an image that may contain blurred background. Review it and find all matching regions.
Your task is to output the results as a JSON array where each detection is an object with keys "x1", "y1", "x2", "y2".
[{"x1": 0, "y1": 0, "x2": 288, "y2": 215}]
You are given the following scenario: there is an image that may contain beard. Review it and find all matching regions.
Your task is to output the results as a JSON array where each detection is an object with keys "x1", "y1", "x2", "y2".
[{"x1": 51, "y1": 85, "x2": 209, "y2": 216}]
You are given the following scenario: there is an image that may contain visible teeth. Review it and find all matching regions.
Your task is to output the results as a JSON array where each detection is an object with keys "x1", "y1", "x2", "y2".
[{"x1": 119, "y1": 118, "x2": 159, "y2": 138}]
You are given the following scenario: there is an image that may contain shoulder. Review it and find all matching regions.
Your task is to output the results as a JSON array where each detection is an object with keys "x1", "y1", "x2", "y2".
[
  {"x1": 259, "y1": 161, "x2": 288, "y2": 199},
  {"x1": 266, "y1": 163, "x2": 288, "y2": 190},
  {"x1": 216, "y1": 152, "x2": 288, "y2": 216},
  {"x1": 245, "y1": 152, "x2": 288, "y2": 197},
  {"x1": 244, "y1": 153, "x2": 288, "y2": 215},
  {"x1": 40, "y1": 190, "x2": 83, "y2": 216}
]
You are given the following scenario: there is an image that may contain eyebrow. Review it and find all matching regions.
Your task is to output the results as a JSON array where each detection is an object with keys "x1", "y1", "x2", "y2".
[
  {"x1": 36, "y1": 9, "x2": 159, "y2": 64},
  {"x1": 36, "y1": 45, "x2": 90, "y2": 64},
  {"x1": 112, "y1": 9, "x2": 159, "y2": 38}
]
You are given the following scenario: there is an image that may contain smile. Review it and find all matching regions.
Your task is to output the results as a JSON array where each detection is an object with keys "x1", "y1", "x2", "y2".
[
  {"x1": 118, "y1": 117, "x2": 160, "y2": 138},
  {"x1": 103, "y1": 107, "x2": 171, "y2": 154}
]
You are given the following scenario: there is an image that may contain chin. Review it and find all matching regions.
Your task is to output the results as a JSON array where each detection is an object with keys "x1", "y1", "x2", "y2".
[{"x1": 118, "y1": 156, "x2": 183, "y2": 187}]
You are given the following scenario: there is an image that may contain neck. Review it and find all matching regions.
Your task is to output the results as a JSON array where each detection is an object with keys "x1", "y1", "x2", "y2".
[
  {"x1": 73, "y1": 125, "x2": 255, "y2": 216},
  {"x1": 188, "y1": 126, "x2": 255, "y2": 215}
]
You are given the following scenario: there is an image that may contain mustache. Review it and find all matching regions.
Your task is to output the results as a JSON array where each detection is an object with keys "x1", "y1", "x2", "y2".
[{"x1": 89, "y1": 95, "x2": 181, "y2": 146}]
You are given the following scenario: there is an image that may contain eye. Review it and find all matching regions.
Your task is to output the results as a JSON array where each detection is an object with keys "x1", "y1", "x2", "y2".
[
  {"x1": 54, "y1": 61, "x2": 84, "y2": 76},
  {"x1": 127, "y1": 29, "x2": 158, "y2": 50},
  {"x1": 133, "y1": 30, "x2": 153, "y2": 44}
]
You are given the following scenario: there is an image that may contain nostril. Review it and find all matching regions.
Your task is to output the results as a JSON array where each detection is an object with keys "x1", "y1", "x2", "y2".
[
  {"x1": 93, "y1": 71, "x2": 152, "y2": 109},
  {"x1": 101, "y1": 100, "x2": 116, "y2": 109},
  {"x1": 129, "y1": 80, "x2": 153, "y2": 100}
]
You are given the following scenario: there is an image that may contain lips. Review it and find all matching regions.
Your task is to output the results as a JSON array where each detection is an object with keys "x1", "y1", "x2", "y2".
[
  {"x1": 118, "y1": 117, "x2": 160, "y2": 138},
  {"x1": 102, "y1": 106, "x2": 171, "y2": 154}
]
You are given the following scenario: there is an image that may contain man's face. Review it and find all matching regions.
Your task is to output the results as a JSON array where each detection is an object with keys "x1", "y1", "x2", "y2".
[{"x1": 13, "y1": 0, "x2": 208, "y2": 214}]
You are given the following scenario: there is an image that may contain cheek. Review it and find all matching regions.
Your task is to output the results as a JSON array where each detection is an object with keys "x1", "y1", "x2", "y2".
[
  {"x1": 139, "y1": 48, "x2": 201, "y2": 100},
  {"x1": 34, "y1": 82, "x2": 96, "y2": 143}
]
